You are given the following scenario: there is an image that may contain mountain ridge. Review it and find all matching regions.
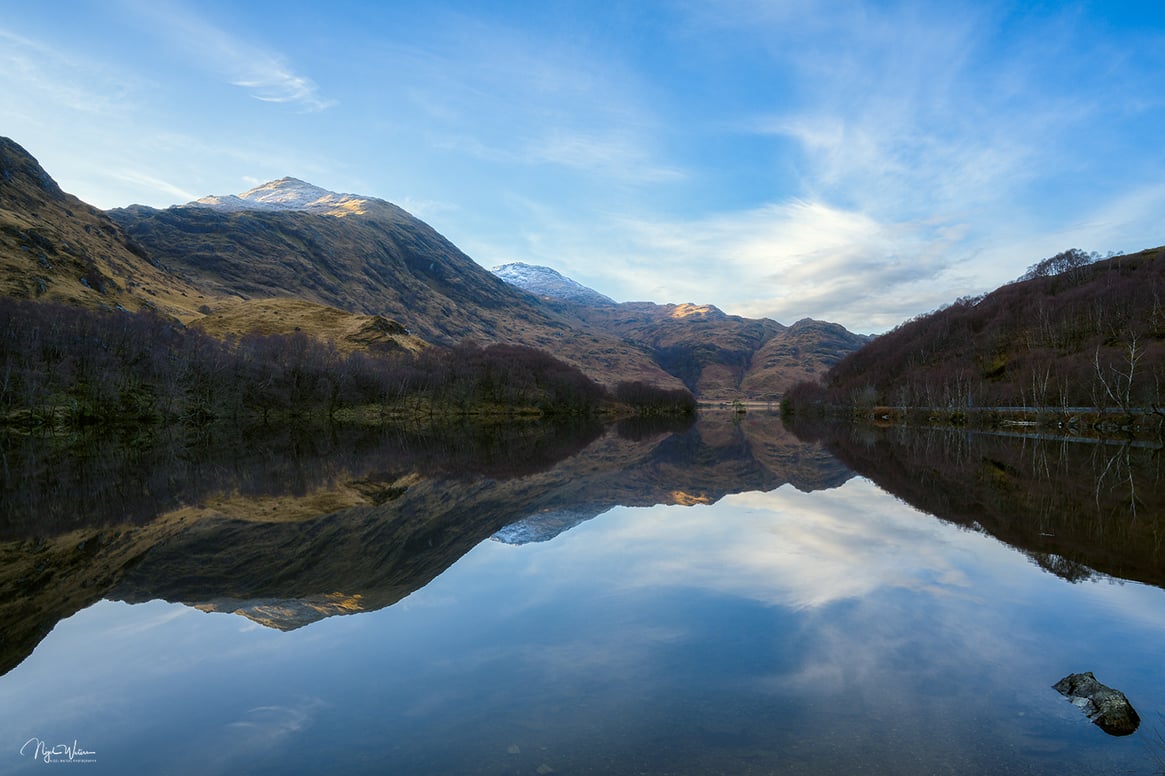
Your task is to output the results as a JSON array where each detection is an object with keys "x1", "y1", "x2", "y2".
[{"x1": 109, "y1": 193, "x2": 682, "y2": 389}]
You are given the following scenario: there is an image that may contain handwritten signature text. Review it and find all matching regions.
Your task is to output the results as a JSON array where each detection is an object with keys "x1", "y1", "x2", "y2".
[{"x1": 20, "y1": 738, "x2": 97, "y2": 764}]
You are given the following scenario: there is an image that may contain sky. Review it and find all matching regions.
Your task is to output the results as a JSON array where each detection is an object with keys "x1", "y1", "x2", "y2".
[{"x1": 2, "y1": 0, "x2": 1164, "y2": 333}]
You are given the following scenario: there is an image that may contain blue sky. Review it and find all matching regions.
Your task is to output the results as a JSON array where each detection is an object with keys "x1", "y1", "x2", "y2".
[{"x1": 3, "y1": 0, "x2": 1164, "y2": 332}]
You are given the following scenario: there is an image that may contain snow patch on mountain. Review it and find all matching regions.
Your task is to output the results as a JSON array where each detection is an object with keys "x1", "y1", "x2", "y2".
[
  {"x1": 188, "y1": 177, "x2": 375, "y2": 215},
  {"x1": 491, "y1": 262, "x2": 616, "y2": 306},
  {"x1": 491, "y1": 506, "x2": 613, "y2": 545}
]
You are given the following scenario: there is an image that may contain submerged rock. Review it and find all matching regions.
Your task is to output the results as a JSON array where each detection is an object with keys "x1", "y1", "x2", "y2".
[{"x1": 1053, "y1": 672, "x2": 1140, "y2": 736}]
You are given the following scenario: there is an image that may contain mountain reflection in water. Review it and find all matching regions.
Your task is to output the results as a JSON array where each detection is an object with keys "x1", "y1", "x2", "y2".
[
  {"x1": 3, "y1": 413, "x2": 1165, "y2": 775},
  {"x1": 0, "y1": 412, "x2": 848, "y2": 676}
]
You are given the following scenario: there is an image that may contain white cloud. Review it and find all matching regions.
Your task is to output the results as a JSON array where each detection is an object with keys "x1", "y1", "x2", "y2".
[
  {"x1": 531, "y1": 0, "x2": 1165, "y2": 331},
  {"x1": 122, "y1": 0, "x2": 334, "y2": 112},
  {"x1": 0, "y1": 28, "x2": 140, "y2": 116},
  {"x1": 532, "y1": 199, "x2": 968, "y2": 332},
  {"x1": 110, "y1": 169, "x2": 200, "y2": 203},
  {"x1": 590, "y1": 481, "x2": 989, "y2": 610}
]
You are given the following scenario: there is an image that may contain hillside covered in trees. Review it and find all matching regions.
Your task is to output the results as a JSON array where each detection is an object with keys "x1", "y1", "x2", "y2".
[
  {"x1": 786, "y1": 247, "x2": 1165, "y2": 419},
  {"x1": 0, "y1": 299, "x2": 694, "y2": 427}
]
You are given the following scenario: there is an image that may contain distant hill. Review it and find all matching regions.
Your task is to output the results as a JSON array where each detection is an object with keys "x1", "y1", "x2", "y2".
[
  {"x1": 493, "y1": 263, "x2": 869, "y2": 400},
  {"x1": 790, "y1": 246, "x2": 1165, "y2": 413},
  {"x1": 740, "y1": 318, "x2": 871, "y2": 397}
]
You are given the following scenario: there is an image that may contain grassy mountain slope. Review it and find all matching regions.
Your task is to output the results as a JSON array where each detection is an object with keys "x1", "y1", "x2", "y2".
[
  {"x1": 191, "y1": 298, "x2": 427, "y2": 354},
  {"x1": 109, "y1": 198, "x2": 680, "y2": 389},
  {"x1": 0, "y1": 138, "x2": 209, "y2": 321}
]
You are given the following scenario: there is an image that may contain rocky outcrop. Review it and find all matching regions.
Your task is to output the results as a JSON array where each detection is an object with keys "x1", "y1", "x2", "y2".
[{"x1": 1053, "y1": 672, "x2": 1140, "y2": 736}]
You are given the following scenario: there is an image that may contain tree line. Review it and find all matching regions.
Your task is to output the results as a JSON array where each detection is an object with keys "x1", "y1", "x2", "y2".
[
  {"x1": 784, "y1": 247, "x2": 1165, "y2": 419},
  {"x1": 0, "y1": 298, "x2": 695, "y2": 427}
]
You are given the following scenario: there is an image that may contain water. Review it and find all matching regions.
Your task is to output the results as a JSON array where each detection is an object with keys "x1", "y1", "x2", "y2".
[{"x1": 2, "y1": 415, "x2": 1164, "y2": 774}]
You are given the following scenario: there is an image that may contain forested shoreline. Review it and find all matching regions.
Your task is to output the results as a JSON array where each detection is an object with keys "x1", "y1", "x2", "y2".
[
  {"x1": 784, "y1": 247, "x2": 1165, "y2": 435},
  {"x1": 0, "y1": 299, "x2": 695, "y2": 428}
]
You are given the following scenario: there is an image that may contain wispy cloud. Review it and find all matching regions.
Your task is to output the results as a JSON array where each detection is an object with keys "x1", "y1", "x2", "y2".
[
  {"x1": 110, "y1": 169, "x2": 200, "y2": 203},
  {"x1": 379, "y1": 14, "x2": 678, "y2": 186},
  {"x1": 525, "y1": 129, "x2": 685, "y2": 183},
  {"x1": 0, "y1": 28, "x2": 139, "y2": 115},
  {"x1": 520, "y1": 199, "x2": 965, "y2": 332},
  {"x1": 123, "y1": 0, "x2": 334, "y2": 111}
]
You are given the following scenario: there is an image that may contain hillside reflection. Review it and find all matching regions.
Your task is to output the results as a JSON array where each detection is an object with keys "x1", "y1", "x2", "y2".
[
  {"x1": 0, "y1": 412, "x2": 849, "y2": 676},
  {"x1": 788, "y1": 419, "x2": 1165, "y2": 590}
]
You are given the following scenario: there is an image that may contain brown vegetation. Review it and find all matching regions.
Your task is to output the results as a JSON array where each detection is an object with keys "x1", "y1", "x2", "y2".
[
  {"x1": 786, "y1": 246, "x2": 1165, "y2": 425},
  {"x1": 190, "y1": 297, "x2": 427, "y2": 354}
]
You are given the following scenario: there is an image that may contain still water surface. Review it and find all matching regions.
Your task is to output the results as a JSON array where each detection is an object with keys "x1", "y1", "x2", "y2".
[{"x1": 2, "y1": 416, "x2": 1163, "y2": 774}]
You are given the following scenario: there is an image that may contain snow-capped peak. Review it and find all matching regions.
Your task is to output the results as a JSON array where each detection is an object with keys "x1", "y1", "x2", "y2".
[
  {"x1": 491, "y1": 262, "x2": 616, "y2": 306},
  {"x1": 188, "y1": 177, "x2": 375, "y2": 215}
]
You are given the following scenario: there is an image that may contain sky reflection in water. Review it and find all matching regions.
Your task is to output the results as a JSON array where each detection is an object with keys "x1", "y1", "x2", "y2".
[{"x1": 4, "y1": 477, "x2": 1165, "y2": 775}]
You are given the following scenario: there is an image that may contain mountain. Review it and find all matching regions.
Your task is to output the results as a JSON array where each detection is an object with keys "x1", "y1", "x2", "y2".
[
  {"x1": 493, "y1": 263, "x2": 870, "y2": 400},
  {"x1": 0, "y1": 138, "x2": 208, "y2": 321},
  {"x1": 492, "y1": 261, "x2": 617, "y2": 306},
  {"x1": 108, "y1": 179, "x2": 681, "y2": 389},
  {"x1": 789, "y1": 246, "x2": 1165, "y2": 413},
  {"x1": 739, "y1": 318, "x2": 871, "y2": 397},
  {"x1": 190, "y1": 176, "x2": 372, "y2": 214}
]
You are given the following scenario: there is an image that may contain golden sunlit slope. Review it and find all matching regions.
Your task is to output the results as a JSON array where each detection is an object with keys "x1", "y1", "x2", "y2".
[
  {"x1": 0, "y1": 137, "x2": 214, "y2": 321},
  {"x1": 191, "y1": 297, "x2": 428, "y2": 354}
]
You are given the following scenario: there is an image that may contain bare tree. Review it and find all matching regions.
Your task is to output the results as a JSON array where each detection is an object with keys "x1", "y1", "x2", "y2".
[{"x1": 1093, "y1": 336, "x2": 1143, "y2": 411}]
